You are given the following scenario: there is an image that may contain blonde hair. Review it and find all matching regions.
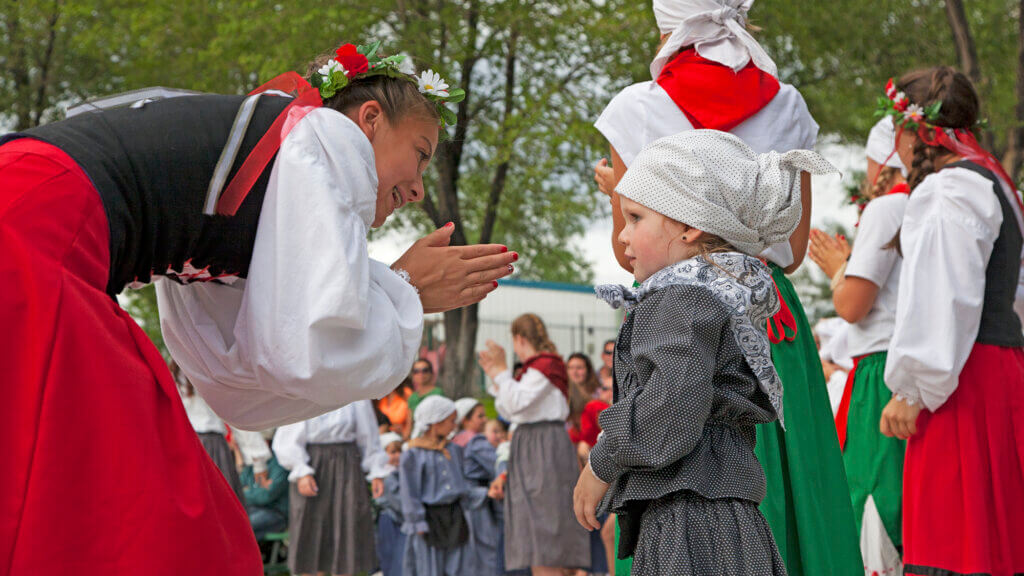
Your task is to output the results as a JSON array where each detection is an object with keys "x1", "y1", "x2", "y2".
[
  {"x1": 511, "y1": 313, "x2": 558, "y2": 355},
  {"x1": 862, "y1": 165, "x2": 902, "y2": 201}
]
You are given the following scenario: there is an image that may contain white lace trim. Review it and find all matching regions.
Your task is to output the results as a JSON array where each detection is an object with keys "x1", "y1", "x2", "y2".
[{"x1": 392, "y1": 267, "x2": 418, "y2": 293}]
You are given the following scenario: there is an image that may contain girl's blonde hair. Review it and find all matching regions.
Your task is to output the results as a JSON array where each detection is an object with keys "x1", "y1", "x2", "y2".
[
  {"x1": 863, "y1": 165, "x2": 902, "y2": 201},
  {"x1": 511, "y1": 313, "x2": 558, "y2": 355}
]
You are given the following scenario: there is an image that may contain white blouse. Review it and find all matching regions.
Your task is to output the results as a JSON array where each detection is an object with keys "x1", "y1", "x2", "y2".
[
  {"x1": 885, "y1": 167, "x2": 1020, "y2": 410},
  {"x1": 271, "y1": 400, "x2": 390, "y2": 482},
  {"x1": 157, "y1": 108, "x2": 424, "y2": 431},
  {"x1": 487, "y1": 367, "x2": 570, "y2": 424},
  {"x1": 180, "y1": 388, "x2": 272, "y2": 473},
  {"x1": 844, "y1": 193, "x2": 907, "y2": 357},
  {"x1": 594, "y1": 80, "x2": 819, "y2": 268}
]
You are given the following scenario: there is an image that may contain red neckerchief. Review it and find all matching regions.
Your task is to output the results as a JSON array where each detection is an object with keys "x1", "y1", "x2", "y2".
[
  {"x1": 886, "y1": 182, "x2": 910, "y2": 196},
  {"x1": 656, "y1": 48, "x2": 780, "y2": 132},
  {"x1": 519, "y1": 353, "x2": 569, "y2": 400},
  {"x1": 215, "y1": 72, "x2": 323, "y2": 216}
]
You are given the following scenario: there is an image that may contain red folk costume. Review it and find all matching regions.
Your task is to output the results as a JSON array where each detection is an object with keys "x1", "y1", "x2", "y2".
[{"x1": 0, "y1": 46, "x2": 448, "y2": 573}]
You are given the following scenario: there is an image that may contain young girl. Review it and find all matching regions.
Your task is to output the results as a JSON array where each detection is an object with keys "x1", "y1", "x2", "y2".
[
  {"x1": 0, "y1": 40, "x2": 514, "y2": 572},
  {"x1": 808, "y1": 116, "x2": 909, "y2": 573},
  {"x1": 574, "y1": 130, "x2": 836, "y2": 575},
  {"x1": 452, "y1": 397, "x2": 502, "y2": 576},
  {"x1": 879, "y1": 67, "x2": 1024, "y2": 576},
  {"x1": 376, "y1": 432, "x2": 406, "y2": 576},
  {"x1": 477, "y1": 314, "x2": 590, "y2": 574},
  {"x1": 401, "y1": 396, "x2": 487, "y2": 576},
  {"x1": 592, "y1": 4, "x2": 859, "y2": 574},
  {"x1": 272, "y1": 399, "x2": 391, "y2": 576}
]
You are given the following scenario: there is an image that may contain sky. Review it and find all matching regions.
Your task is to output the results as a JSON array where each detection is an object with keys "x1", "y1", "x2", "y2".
[{"x1": 369, "y1": 139, "x2": 865, "y2": 286}]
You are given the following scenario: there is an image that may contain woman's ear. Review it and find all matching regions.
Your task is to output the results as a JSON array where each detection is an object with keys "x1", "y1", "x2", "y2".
[
  {"x1": 679, "y1": 224, "x2": 705, "y2": 244},
  {"x1": 356, "y1": 100, "x2": 384, "y2": 140}
]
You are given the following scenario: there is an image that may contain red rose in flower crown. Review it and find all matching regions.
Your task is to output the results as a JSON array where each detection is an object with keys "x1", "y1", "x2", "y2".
[{"x1": 335, "y1": 44, "x2": 369, "y2": 78}]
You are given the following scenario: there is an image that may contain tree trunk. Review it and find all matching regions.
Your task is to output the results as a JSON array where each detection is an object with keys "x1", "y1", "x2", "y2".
[
  {"x1": 1005, "y1": 0, "x2": 1024, "y2": 182},
  {"x1": 944, "y1": 0, "x2": 997, "y2": 152}
]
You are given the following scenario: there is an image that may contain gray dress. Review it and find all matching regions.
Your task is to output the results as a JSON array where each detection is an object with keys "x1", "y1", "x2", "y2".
[
  {"x1": 197, "y1": 432, "x2": 244, "y2": 502},
  {"x1": 591, "y1": 254, "x2": 787, "y2": 576},
  {"x1": 400, "y1": 444, "x2": 487, "y2": 576}
]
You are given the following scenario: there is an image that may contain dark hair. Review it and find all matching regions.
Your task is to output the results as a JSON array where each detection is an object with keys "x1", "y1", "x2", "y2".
[
  {"x1": 305, "y1": 50, "x2": 439, "y2": 125},
  {"x1": 566, "y1": 353, "x2": 600, "y2": 429},
  {"x1": 886, "y1": 67, "x2": 980, "y2": 252},
  {"x1": 897, "y1": 67, "x2": 979, "y2": 190},
  {"x1": 413, "y1": 357, "x2": 435, "y2": 375}
]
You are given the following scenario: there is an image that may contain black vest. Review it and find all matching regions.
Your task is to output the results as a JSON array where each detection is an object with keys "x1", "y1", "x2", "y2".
[
  {"x1": 1, "y1": 94, "x2": 292, "y2": 296},
  {"x1": 948, "y1": 161, "x2": 1024, "y2": 347}
]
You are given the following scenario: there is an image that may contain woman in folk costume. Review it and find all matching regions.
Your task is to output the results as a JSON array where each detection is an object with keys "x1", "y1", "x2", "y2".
[
  {"x1": 477, "y1": 314, "x2": 590, "y2": 574},
  {"x1": 592, "y1": 2, "x2": 860, "y2": 574},
  {"x1": 808, "y1": 116, "x2": 909, "y2": 575},
  {"x1": 272, "y1": 400, "x2": 390, "y2": 576},
  {"x1": 400, "y1": 396, "x2": 489, "y2": 576},
  {"x1": 879, "y1": 67, "x2": 1024, "y2": 576},
  {"x1": 173, "y1": 362, "x2": 272, "y2": 502},
  {"x1": 0, "y1": 40, "x2": 515, "y2": 574}
]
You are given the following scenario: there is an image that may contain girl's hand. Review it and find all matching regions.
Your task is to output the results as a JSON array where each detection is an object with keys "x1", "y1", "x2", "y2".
[
  {"x1": 594, "y1": 158, "x2": 616, "y2": 198},
  {"x1": 477, "y1": 340, "x2": 508, "y2": 379},
  {"x1": 808, "y1": 229, "x2": 851, "y2": 279},
  {"x1": 573, "y1": 463, "x2": 609, "y2": 531},
  {"x1": 392, "y1": 223, "x2": 517, "y2": 314},
  {"x1": 371, "y1": 477, "x2": 385, "y2": 499},
  {"x1": 879, "y1": 396, "x2": 923, "y2": 439},
  {"x1": 488, "y1": 475, "x2": 506, "y2": 500},
  {"x1": 297, "y1": 474, "x2": 319, "y2": 497}
]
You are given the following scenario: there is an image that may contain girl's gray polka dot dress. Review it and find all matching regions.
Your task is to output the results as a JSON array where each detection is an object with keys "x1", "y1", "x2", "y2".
[{"x1": 592, "y1": 253, "x2": 788, "y2": 576}]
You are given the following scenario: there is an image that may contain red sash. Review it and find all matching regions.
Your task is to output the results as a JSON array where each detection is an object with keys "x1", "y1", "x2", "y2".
[
  {"x1": 520, "y1": 353, "x2": 569, "y2": 400},
  {"x1": 834, "y1": 354, "x2": 869, "y2": 451},
  {"x1": 656, "y1": 48, "x2": 780, "y2": 132}
]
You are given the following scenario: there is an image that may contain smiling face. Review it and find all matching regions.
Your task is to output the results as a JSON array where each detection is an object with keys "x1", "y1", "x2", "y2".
[
  {"x1": 567, "y1": 357, "x2": 588, "y2": 386},
  {"x1": 617, "y1": 196, "x2": 701, "y2": 283},
  {"x1": 349, "y1": 101, "x2": 439, "y2": 228}
]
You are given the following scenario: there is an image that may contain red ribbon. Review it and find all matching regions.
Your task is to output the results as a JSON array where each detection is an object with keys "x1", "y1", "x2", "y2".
[
  {"x1": 215, "y1": 72, "x2": 324, "y2": 216},
  {"x1": 886, "y1": 182, "x2": 910, "y2": 196},
  {"x1": 834, "y1": 354, "x2": 868, "y2": 451},
  {"x1": 766, "y1": 277, "x2": 797, "y2": 344}
]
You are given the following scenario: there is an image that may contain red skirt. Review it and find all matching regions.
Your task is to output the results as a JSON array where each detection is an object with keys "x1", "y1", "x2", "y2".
[
  {"x1": 903, "y1": 343, "x2": 1024, "y2": 576},
  {"x1": 0, "y1": 139, "x2": 261, "y2": 574}
]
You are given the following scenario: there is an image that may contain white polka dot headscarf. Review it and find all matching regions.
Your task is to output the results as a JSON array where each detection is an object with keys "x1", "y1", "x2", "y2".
[
  {"x1": 412, "y1": 395, "x2": 456, "y2": 439},
  {"x1": 616, "y1": 129, "x2": 838, "y2": 256}
]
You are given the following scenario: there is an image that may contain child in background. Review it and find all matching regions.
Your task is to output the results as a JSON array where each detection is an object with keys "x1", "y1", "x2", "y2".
[
  {"x1": 484, "y1": 419, "x2": 507, "y2": 448},
  {"x1": 376, "y1": 432, "x2": 407, "y2": 576},
  {"x1": 574, "y1": 130, "x2": 837, "y2": 575},
  {"x1": 452, "y1": 398, "x2": 488, "y2": 447},
  {"x1": 401, "y1": 396, "x2": 488, "y2": 576},
  {"x1": 452, "y1": 398, "x2": 501, "y2": 576}
]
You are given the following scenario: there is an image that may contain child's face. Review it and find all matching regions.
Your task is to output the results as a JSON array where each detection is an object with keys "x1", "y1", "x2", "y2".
[
  {"x1": 430, "y1": 412, "x2": 458, "y2": 438},
  {"x1": 463, "y1": 405, "x2": 487, "y2": 434},
  {"x1": 484, "y1": 420, "x2": 505, "y2": 447},
  {"x1": 385, "y1": 442, "x2": 402, "y2": 468},
  {"x1": 618, "y1": 196, "x2": 698, "y2": 282}
]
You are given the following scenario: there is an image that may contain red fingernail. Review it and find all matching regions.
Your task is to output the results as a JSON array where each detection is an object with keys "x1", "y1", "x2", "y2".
[
  {"x1": 493, "y1": 280, "x2": 499, "y2": 287},
  {"x1": 508, "y1": 265, "x2": 514, "y2": 273},
  {"x1": 500, "y1": 246, "x2": 508, "y2": 253},
  {"x1": 445, "y1": 221, "x2": 454, "y2": 228},
  {"x1": 511, "y1": 252, "x2": 519, "y2": 261}
]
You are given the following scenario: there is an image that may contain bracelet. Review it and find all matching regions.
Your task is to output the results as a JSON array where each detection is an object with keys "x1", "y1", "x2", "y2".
[
  {"x1": 893, "y1": 392, "x2": 919, "y2": 406},
  {"x1": 392, "y1": 267, "x2": 419, "y2": 294},
  {"x1": 829, "y1": 261, "x2": 848, "y2": 291}
]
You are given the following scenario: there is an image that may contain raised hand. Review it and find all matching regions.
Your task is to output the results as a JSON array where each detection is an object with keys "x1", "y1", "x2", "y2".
[
  {"x1": 477, "y1": 339, "x2": 508, "y2": 379},
  {"x1": 808, "y1": 228, "x2": 852, "y2": 279},
  {"x1": 594, "y1": 158, "x2": 616, "y2": 198},
  {"x1": 392, "y1": 223, "x2": 517, "y2": 314}
]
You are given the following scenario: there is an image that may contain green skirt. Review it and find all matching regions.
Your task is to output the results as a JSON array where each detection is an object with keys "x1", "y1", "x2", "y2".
[
  {"x1": 842, "y1": 351, "x2": 904, "y2": 548},
  {"x1": 754, "y1": 265, "x2": 862, "y2": 576}
]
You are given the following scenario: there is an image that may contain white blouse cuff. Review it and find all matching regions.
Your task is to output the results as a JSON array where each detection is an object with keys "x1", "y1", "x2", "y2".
[{"x1": 287, "y1": 464, "x2": 315, "y2": 483}]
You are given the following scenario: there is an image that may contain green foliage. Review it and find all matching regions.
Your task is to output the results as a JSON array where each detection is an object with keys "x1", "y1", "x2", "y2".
[{"x1": 120, "y1": 284, "x2": 169, "y2": 360}]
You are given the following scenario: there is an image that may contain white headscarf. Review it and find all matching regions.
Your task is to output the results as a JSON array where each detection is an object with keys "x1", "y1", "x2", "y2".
[
  {"x1": 616, "y1": 130, "x2": 837, "y2": 256},
  {"x1": 412, "y1": 395, "x2": 456, "y2": 439},
  {"x1": 651, "y1": 0, "x2": 777, "y2": 79},
  {"x1": 379, "y1": 432, "x2": 403, "y2": 450},
  {"x1": 865, "y1": 116, "x2": 906, "y2": 172},
  {"x1": 454, "y1": 398, "x2": 481, "y2": 428}
]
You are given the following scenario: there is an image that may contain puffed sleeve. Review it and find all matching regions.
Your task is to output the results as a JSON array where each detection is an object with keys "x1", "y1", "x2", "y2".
[
  {"x1": 589, "y1": 285, "x2": 723, "y2": 484},
  {"x1": 399, "y1": 450, "x2": 428, "y2": 534},
  {"x1": 231, "y1": 427, "x2": 272, "y2": 474},
  {"x1": 352, "y1": 400, "x2": 392, "y2": 480},
  {"x1": 271, "y1": 420, "x2": 314, "y2": 482},
  {"x1": 157, "y1": 107, "x2": 423, "y2": 430},
  {"x1": 488, "y1": 368, "x2": 558, "y2": 421},
  {"x1": 885, "y1": 168, "x2": 1003, "y2": 411}
]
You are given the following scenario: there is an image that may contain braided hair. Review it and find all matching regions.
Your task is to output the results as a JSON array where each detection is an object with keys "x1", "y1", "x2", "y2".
[{"x1": 510, "y1": 313, "x2": 558, "y2": 355}]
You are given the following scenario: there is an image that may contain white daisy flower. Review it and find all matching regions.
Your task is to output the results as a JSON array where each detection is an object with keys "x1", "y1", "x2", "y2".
[
  {"x1": 905, "y1": 103, "x2": 925, "y2": 121},
  {"x1": 417, "y1": 70, "x2": 449, "y2": 97},
  {"x1": 318, "y1": 59, "x2": 347, "y2": 81}
]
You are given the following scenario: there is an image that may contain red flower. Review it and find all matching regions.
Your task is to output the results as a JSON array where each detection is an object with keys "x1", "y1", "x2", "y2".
[
  {"x1": 885, "y1": 78, "x2": 897, "y2": 99},
  {"x1": 894, "y1": 97, "x2": 909, "y2": 112},
  {"x1": 335, "y1": 44, "x2": 368, "y2": 78}
]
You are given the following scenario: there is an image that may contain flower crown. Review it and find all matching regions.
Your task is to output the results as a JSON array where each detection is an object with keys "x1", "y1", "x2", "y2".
[
  {"x1": 875, "y1": 78, "x2": 942, "y2": 131},
  {"x1": 310, "y1": 41, "x2": 465, "y2": 129}
]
